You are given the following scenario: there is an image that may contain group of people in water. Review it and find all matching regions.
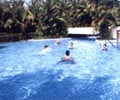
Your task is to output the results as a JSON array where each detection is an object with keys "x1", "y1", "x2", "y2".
[
  {"x1": 40, "y1": 39, "x2": 74, "y2": 62},
  {"x1": 40, "y1": 39, "x2": 108, "y2": 63}
]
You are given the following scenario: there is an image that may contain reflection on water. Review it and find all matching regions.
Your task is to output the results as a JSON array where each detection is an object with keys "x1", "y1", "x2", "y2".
[{"x1": 0, "y1": 38, "x2": 120, "y2": 100}]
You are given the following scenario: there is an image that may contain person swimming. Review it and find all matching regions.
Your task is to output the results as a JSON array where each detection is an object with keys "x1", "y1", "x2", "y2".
[
  {"x1": 38, "y1": 45, "x2": 51, "y2": 55},
  {"x1": 52, "y1": 39, "x2": 61, "y2": 48},
  {"x1": 56, "y1": 39, "x2": 61, "y2": 45},
  {"x1": 102, "y1": 43, "x2": 108, "y2": 51},
  {"x1": 69, "y1": 42, "x2": 74, "y2": 49},
  {"x1": 62, "y1": 50, "x2": 73, "y2": 61},
  {"x1": 55, "y1": 50, "x2": 75, "y2": 64}
]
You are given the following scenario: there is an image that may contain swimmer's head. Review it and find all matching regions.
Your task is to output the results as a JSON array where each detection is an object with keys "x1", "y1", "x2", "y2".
[
  {"x1": 56, "y1": 39, "x2": 61, "y2": 44},
  {"x1": 65, "y1": 50, "x2": 70, "y2": 56},
  {"x1": 44, "y1": 45, "x2": 48, "y2": 49},
  {"x1": 70, "y1": 42, "x2": 73, "y2": 45},
  {"x1": 104, "y1": 44, "x2": 107, "y2": 47}
]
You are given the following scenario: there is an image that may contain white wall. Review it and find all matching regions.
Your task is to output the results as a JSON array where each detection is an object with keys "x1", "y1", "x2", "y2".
[
  {"x1": 112, "y1": 26, "x2": 120, "y2": 39},
  {"x1": 68, "y1": 27, "x2": 97, "y2": 35}
]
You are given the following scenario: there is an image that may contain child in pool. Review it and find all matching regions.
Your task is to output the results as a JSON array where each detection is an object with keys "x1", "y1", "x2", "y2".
[
  {"x1": 62, "y1": 50, "x2": 73, "y2": 61},
  {"x1": 39, "y1": 45, "x2": 51, "y2": 54},
  {"x1": 102, "y1": 43, "x2": 108, "y2": 51},
  {"x1": 69, "y1": 42, "x2": 74, "y2": 49}
]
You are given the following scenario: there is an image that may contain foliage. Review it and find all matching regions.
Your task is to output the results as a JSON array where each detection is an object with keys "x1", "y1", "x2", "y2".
[{"x1": 0, "y1": 0, "x2": 120, "y2": 40}]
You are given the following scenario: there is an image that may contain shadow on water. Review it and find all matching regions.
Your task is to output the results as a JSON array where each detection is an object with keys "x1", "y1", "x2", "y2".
[
  {"x1": 27, "y1": 77, "x2": 75, "y2": 100},
  {"x1": 70, "y1": 76, "x2": 110, "y2": 100},
  {"x1": 0, "y1": 81, "x2": 17, "y2": 100},
  {"x1": 27, "y1": 76, "x2": 111, "y2": 100},
  {"x1": 0, "y1": 70, "x2": 116, "y2": 100},
  {"x1": 0, "y1": 69, "x2": 60, "y2": 100},
  {"x1": 0, "y1": 46, "x2": 7, "y2": 49}
]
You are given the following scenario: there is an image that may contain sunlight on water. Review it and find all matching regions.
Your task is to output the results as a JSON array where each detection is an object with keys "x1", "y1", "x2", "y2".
[{"x1": 0, "y1": 38, "x2": 120, "y2": 100}]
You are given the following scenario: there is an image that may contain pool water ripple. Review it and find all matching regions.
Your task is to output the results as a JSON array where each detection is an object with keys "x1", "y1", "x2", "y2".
[{"x1": 0, "y1": 38, "x2": 120, "y2": 100}]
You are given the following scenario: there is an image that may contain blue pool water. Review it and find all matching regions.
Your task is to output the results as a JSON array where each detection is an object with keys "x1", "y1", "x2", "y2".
[{"x1": 0, "y1": 38, "x2": 120, "y2": 100}]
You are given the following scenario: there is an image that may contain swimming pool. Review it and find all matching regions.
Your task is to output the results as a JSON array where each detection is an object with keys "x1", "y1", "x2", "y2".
[{"x1": 0, "y1": 38, "x2": 120, "y2": 100}]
